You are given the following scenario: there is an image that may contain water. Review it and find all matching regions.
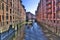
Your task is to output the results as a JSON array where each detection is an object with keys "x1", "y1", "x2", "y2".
[
  {"x1": 0, "y1": 22, "x2": 48, "y2": 40},
  {"x1": 0, "y1": 28, "x2": 19, "y2": 40},
  {"x1": 24, "y1": 22, "x2": 48, "y2": 40}
]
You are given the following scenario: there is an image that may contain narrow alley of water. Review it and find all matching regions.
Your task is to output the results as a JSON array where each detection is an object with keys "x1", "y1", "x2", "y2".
[{"x1": 24, "y1": 22, "x2": 48, "y2": 40}]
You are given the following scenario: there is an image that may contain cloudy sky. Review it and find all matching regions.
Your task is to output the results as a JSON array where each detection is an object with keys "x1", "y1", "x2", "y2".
[{"x1": 22, "y1": 0, "x2": 40, "y2": 15}]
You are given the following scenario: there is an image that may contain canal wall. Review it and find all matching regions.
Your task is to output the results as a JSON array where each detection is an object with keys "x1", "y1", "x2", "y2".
[
  {"x1": 0, "y1": 21, "x2": 26, "y2": 40},
  {"x1": 37, "y1": 21, "x2": 60, "y2": 37}
]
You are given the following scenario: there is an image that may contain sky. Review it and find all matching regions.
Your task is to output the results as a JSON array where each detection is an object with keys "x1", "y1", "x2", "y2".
[{"x1": 22, "y1": 0, "x2": 40, "y2": 15}]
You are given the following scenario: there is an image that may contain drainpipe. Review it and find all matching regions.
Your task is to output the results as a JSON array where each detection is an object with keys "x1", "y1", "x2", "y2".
[
  {"x1": 55, "y1": 0, "x2": 57, "y2": 33},
  {"x1": 52, "y1": 0, "x2": 54, "y2": 32}
]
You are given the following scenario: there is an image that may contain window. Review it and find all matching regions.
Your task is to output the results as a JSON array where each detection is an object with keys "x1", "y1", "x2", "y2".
[
  {"x1": 13, "y1": 4, "x2": 14, "y2": 13},
  {"x1": 6, "y1": 13, "x2": 8, "y2": 16},
  {"x1": 2, "y1": 3, "x2": 4, "y2": 10},
  {"x1": 54, "y1": 20, "x2": 55, "y2": 23},
  {"x1": 0, "y1": 15, "x2": 1, "y2": 22},
  {"x1": 10, "y1": 2, "x2": 12, "y2": 7},
  {"x1": 6, "y1": 21, "x2": 8, "y2": 24},
  {"x1": 6, "y1": 16, "x2": 8, "y2": 20},
  {"x1": 10, "y1": 16, "x2": 12, "y2": 21},
  {"x1": 13, "y1": 15, "x2": 14, "y2": 19},
  {"x1": 2, "y1": 15, "x2": 4, "y2": 20},
  {"x1": 6, "y1": 5, "x2": 8, "y2": 11},
  {"x1": 6, "y1": 0, "x2": 8, "y2": 4},
  {"x1": 10, "y1": 9, "x2": 12, "y2": 13},
  {"x1": 0, "y1": 2, "x2": 1, "y2": 9},
  {"x1": 6, "y1": 13, "x2": 8, "y2": 20},
  {"x1": 53, "y1": 13, "x2": 55, "y2": 18}
]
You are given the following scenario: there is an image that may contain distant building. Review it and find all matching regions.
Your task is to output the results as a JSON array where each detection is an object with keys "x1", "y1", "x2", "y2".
[{"x1": 26, "y1": 12, "x2": 35, "y2": 22}]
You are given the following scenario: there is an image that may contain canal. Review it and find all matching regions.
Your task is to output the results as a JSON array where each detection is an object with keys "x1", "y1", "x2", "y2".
[
  {"x1": 24, "y1": 22, "x2": 48, "y2": 40},
  {"x1": 0, "y1": 22, "x2": 48, "y2": 40}
]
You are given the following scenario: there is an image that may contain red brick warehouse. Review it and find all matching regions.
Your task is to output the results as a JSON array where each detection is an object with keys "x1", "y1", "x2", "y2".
[{"x1": 36, "y1": 0, "x2": 60, "y2": 36}]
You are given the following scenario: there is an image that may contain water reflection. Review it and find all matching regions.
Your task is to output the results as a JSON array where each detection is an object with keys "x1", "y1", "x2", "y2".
[
  {"x1": 8, "y1": 30, "x2": 18, "y2": 40},
  {"x1": 3, "y1": 31, "x2": 17, "y2": 40},
  {"x1": 0, "y1": 29, "x2": 18, "y2": 40}
]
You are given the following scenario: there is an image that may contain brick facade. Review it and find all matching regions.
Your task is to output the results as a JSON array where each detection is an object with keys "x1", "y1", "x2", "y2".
[
  {"x1": 36, "y1": 0, "x2": 60, "y2": 36},
  {"x1": 0, "y1": 0, "x2": 26, "y2": 33}
]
